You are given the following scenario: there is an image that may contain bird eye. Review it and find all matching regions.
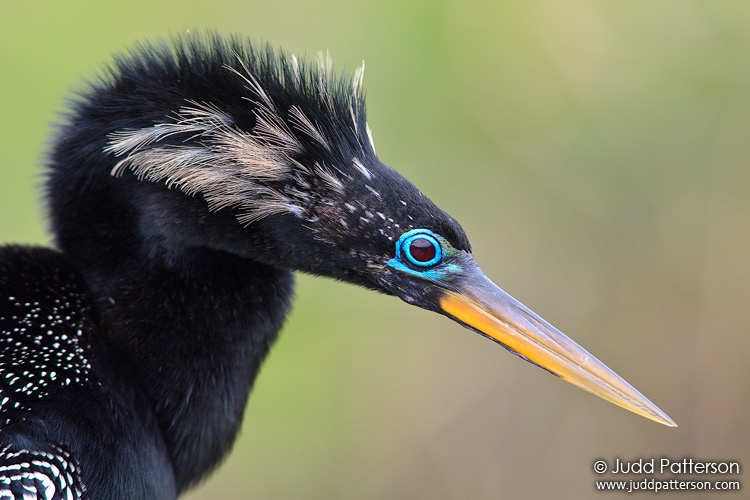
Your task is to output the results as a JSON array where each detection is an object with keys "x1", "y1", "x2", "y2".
[{"x1": 397, "y1": 230, "x2": 442, "y2": 268}]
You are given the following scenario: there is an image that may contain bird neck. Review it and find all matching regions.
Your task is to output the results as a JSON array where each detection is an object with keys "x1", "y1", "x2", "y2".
[
  {"x1": 92, "y1": 247, "x2": 294, "y2": 490},
  {"x1": 48, "y1": 173, "x2": 295, "y2": 490}
]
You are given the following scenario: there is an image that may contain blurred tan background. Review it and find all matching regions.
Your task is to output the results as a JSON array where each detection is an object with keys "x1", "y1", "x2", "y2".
[{"x1": 1, "y1": 1, "x2": 748, "y2": 498}]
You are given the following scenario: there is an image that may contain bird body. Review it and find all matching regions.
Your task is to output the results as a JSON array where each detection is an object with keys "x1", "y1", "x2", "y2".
[
  {"x1": 0, "y1": 34, "x2": 674, "y2": 499},
  {"x1": 0, "y1": 247, "x2": 177, "y2": 498}
]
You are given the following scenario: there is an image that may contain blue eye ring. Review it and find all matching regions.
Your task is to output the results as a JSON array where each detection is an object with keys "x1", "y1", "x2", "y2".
[{"x1": 396, "y1": 229, "x2": 443, "y2": 268}]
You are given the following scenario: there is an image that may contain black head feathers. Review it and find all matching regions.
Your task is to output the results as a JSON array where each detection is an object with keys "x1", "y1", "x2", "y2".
[
  {"x1": 49, "y1": 33, "x2": 470, "y2": 281},
  {"x1": 102, "y1": 34, "x2": 377, "y2": 225}
]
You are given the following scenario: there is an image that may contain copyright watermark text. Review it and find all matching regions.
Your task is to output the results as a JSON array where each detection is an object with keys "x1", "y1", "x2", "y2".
[
  {"x1": 592, "y1": 458, "x2": 741, "y2": 493},
  {"x1": 594, "y1": 458, "x2": 740, "y2": 475}
]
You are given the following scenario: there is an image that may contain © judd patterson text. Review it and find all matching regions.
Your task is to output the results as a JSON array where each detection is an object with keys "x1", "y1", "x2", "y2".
[{"x1": 593, "y1": 458, "x2": 740, "y2": 475}]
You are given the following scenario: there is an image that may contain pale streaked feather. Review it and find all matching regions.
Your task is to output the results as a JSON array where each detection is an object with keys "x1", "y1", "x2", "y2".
[
  {"x1": 352, "y1": 157, "x2": 372, "y2": 180},
  {"x1": 289, "y1": 105, "x2": 331, "y2": 151}
]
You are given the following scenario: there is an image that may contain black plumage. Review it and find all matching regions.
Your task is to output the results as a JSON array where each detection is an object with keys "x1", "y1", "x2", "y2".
[{"x1": 0, "y1": 33, "x2": 674, "y2": 499}]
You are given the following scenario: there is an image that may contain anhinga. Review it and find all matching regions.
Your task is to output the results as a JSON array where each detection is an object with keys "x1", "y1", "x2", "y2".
[{"x1": 0, "y1": 34, "x2": 675, "y2": 499}]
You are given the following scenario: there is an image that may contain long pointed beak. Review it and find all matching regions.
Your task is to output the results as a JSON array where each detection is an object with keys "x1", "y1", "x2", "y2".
[{"x1": 437, "y1": 267, "x2": 676, "y2": 427}]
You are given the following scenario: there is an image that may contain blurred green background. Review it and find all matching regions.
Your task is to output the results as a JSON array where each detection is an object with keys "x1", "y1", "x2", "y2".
[{"x1": 1, "y1": 1, "x2": 748, "y2": 498}]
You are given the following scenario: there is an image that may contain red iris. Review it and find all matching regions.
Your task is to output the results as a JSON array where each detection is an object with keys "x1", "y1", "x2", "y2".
[{"x1": 409, "y1": 237, "x2": 437, "y2": 263}]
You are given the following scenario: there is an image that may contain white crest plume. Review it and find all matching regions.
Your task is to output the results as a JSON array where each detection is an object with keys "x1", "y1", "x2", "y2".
[
  {"x1": 104, "y1": 46, "x2": 374, "y2": 226},
  {"x1": 105, "y1": 99, "x2": 305, "y2": 224}
]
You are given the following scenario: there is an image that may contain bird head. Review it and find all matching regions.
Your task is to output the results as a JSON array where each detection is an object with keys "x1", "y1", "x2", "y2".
[{"x1": 65, "y1": 34, "x2": 674, "y2": 426}]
